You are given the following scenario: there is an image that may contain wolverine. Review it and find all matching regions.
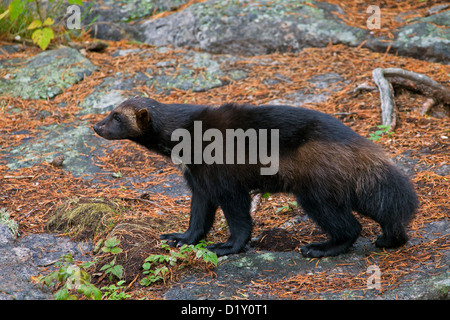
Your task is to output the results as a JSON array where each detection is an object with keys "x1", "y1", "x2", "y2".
[{"x1": 94, "y1": 97, "x2": 418, "y2": 258}]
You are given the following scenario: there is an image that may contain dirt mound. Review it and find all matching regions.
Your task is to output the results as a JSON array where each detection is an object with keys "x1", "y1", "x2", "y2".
[{"x1": 98, "y1": 218, "x2": 162, "y2": 282}]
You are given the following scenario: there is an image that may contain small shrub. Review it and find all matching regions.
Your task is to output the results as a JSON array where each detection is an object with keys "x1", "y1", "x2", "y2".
[
  {"x1": 369, "y1": 125, "x2": 394, "y2": 141},
  {"x1": 36, "y1": 253, "x2": 101, "y2": 300},
  {"x1": 140, "y1": 240, "x2": 218, "y2": 286},
  {"x1": 101, "y1": 280, "x2": 131, "y2": 300},
  {"x1": 0, "y1": 0, "x2": 84, "y2": 50}
]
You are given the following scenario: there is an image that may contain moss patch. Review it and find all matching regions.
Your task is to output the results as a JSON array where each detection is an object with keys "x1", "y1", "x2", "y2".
[{"x1": 46, "y1": 198, "x2": 119, "y2": 241}]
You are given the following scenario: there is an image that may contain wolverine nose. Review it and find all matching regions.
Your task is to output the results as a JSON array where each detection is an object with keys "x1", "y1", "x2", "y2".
[{"x1": 93, "y1": 124, "x2": 99, "y2": 133}]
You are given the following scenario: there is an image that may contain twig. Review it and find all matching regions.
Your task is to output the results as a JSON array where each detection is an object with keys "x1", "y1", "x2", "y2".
[
  {"x1": 126, "y1": 274, "x2": 140, "y2": 291},
  {"x1": 381, "y1": 68, "x2": 450, "y2": 104},
  {"x1": 250, "y1": 193, "x2": 262, "y2": 215},
  {"x1": 372, "y1": 68, "x2": 397, "y2": 130},
  {"x1": 420, "y1": 98, "x2": 437, "y2": 116},
  {"x1": 3, "y1": 175, "x2": 34, "y2": 179},
  {"x1": 331, "y1": 112, "x2": 358, "y2": 116},
  {"x1": 372, "y1": 68, "x2": 450, "y2": 130},
  {"x1": 352, "y1": 83, "x2": 377, "y2": 93}
]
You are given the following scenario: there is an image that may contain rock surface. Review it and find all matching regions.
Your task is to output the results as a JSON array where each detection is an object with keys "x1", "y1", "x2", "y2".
[
  {"x1": 137, "y1": 0, "x2": 368, "y2": 56},
  {"x1": 133, "y1": 0, "x2": 449, "y2": 62},
  {"x1": 365, "y1": 11, "x2": 450, "y2": 63},
  {"x1": 165, "y1": 221, "x2": 450, "y2": 300},
  {"x1": 0, "y1": 48, "x2": 97, "y2": 99},
  {"x1": 0, "y1": 225, "x2": 92, "y2": 300},
  {"x1": 55, "y1": 0, "x2": 449, "y2": 62}
]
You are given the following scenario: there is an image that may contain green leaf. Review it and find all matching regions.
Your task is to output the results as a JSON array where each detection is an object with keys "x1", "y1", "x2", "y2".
[
  {"x1": 54, "y1": 288, "x2": 69, "y2": 300},
  {"x1": 111, "y1": 265, "x2": 123, "y2": 279},
  {"x1": 32, "y1": 27, "x2": 54, "y2": 50},
  {"x1": 112, "y1": 171, "x2": 122, "y2": 178},
  {"x1": 68, "y1": 0, "x2": 84, "y2": 5},
  {"x1": 100, "y1": 264, "x2": 111, "y2": 271},
  {"x1": 43, "y1": 17, "x2": 54, "y2": 26},
  {"x1": 80, "y1": 259, "x2": 97, "y2": 269},
  {"x1": 110, "y1": 247, "x2": 123, "y2": 255},
  {"x1": 27, "y1": 20, "x2": 42, "y2": 30},
  {"x1": 8, "y1": 0, "x2": 23, "y2": 22},
  {"x1": 0, "y1": 10, "x2": 9, "y2": 20},
  {"x1": 104, "y1": 237, "x2": 120, "y2": 248},
  {"x1": 262, "y1": 192, "x2": 271, "y2": 199},
  {"x1": 203, "y1": 251, "x2": 218, "y2": 266},
  {"x1": 142, "y1": 262, "x2": 151, "y2": 270},
  {"x1": 91, "y1": 287, "x2": 102, "y2": 300},
  {"x1": 140, "y1": 277, "x2": 153, "y2": 286},
  {"x1": 276, "y1": 205, "x2": 289, "y2": 213}
]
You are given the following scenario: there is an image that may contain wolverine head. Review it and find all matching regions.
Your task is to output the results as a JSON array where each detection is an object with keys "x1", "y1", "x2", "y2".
[{"x1": 93, "y1": 98, "x2": 151, "y2": 140}]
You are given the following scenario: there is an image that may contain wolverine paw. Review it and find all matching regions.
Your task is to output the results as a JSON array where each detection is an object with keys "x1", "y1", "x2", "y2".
[
  {"x1": 301, "y1": 240, "x2": 353, "y2": 258},
  {"x1": 375, "y1": 232, "x2": 408, "y2": 248},
  {"x1": 160, "y1": 232, "x2": 195, "y2": 247},
  {"x1": 207, "y1": 241, "x2": 247, "y2": 257}
]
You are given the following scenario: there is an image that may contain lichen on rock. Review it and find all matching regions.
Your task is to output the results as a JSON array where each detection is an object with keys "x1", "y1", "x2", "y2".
[
  {"x1": 0, "y1": 47, "x2": 97, "y2": 100},
  {"x1": 138, "y1": 0, "x2": 368, "y2": 55}
]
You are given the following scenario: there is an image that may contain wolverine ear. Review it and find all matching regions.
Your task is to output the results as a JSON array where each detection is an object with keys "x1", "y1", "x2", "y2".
[{"x1": 136, "y1": 108, "x2": 150, "y2": 131}]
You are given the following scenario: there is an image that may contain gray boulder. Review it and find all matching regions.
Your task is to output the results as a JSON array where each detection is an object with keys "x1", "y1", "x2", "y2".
[
  {"x1": 133, "y1": 0, "x2": 449, "y2": 62},
  {"x1": 82, "y1": 0, "x2": 191, "y2": 40},
  {"x1": 365, "y1": 11, "x2": 450, "y2": 63},
  {"x1": 137, "y1": 0, "x2": 367, "y2": 56},
  {"x1": 0, "y1": 47, "x2": 97, "y2": 100}
]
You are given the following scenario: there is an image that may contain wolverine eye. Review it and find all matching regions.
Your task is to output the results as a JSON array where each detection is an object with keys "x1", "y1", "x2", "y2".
[{"x1": 113, "y1": 113, "x2": 121, "y2": 123}]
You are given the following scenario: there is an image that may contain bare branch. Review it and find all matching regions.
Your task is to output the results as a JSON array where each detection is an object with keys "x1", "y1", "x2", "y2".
[
  {"x1": 372, "y1": 68, "x2": 450, "y2": 130},
  {"x1": 382, "y1": 68, "x2": 450, "y2": 104},
  {"x1": 250, "y1": 193, "x2": 262, "y2": 215},
  {"x1": 372, "y1": 68, "x2": 397, "y2": 130}
]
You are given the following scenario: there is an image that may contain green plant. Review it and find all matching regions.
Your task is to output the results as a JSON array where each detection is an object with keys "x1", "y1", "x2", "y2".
[
  {"x1": 369, "y1": 125, "x2": 394, "y2": 141},
  {"x1": 0, "y1": 208, "x2": 19, "y2": 239},
  {"x1": 140, "y1": 240, "x2": 218, "y2": 286},
  {"x1": 102, "y1": 236, "x2": 123, "y2": 255},
  {"x1": 100, "y1": 237, "x2": 124, "y2": 281},
  {"x1": 112, "y1": 171, "x2": 123, "y2": 179},
  {"x1": 276, "y1": 200, "x2": 298, "y2": 213},
  {"x1": 100, "y1": 259, "x2": 124, "y2": 281},
  {"x1": 0, "y1": 0, "x2": 83, "y2": 50},
  {"x1": 37, "y1": 253, "x2": 101, "y2": 300},
  {"x1": 101, "y1": 280, "x2": 131, "y2": 300},
  {"x1": 141, "y1": 265, "x2": 170, "y2": 285},
  {"x1": 37, "y1": 237, "x2": 129, "y2": 300}
]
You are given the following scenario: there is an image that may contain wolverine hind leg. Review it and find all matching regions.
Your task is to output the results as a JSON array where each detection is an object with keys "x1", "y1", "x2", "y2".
[
  {"x1": 297, "y1": 194, "x2": 361, "y2": 258},
  {"x1": 354, "y1": 164, "x2": 417, "y2": 249}
]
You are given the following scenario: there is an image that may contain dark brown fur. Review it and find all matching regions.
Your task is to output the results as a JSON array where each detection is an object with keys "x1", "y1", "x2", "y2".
[{"x1": 94, "y1": 97, "x2": 418, "y2": 257}]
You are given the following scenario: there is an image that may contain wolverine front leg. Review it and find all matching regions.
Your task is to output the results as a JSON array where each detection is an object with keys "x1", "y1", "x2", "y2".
[
  {"x1": 160, "y1": 190, "x2": 218, "y2": 247},
  {"x1": 207, "y1": 191, "x2": 252, "y2": 256}
]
